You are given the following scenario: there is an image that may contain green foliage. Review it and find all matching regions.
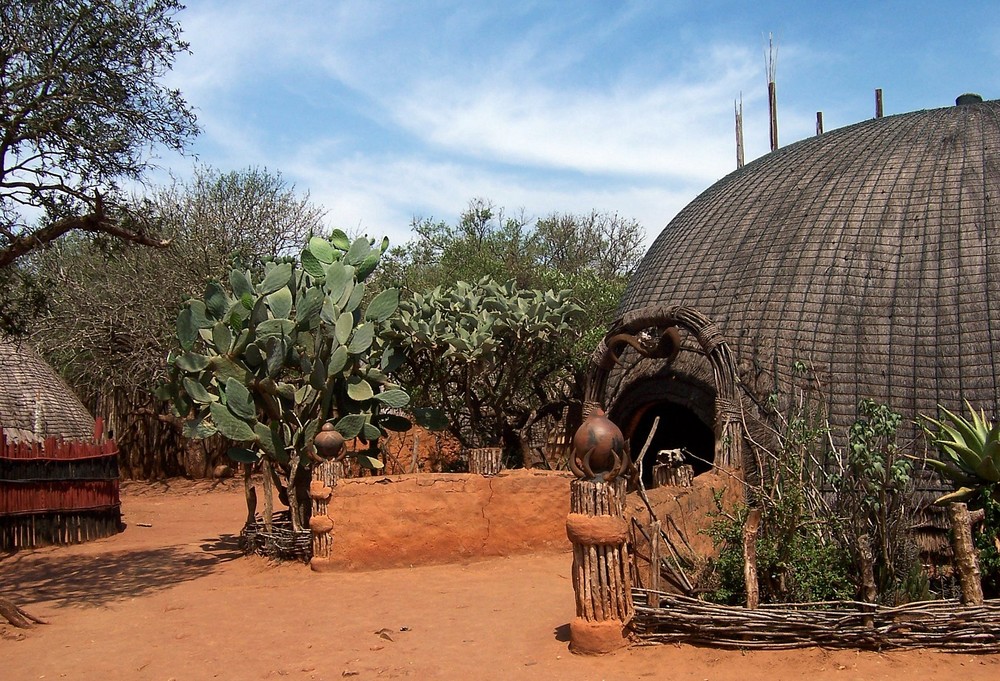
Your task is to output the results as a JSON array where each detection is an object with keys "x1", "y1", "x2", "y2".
[
  {"x1": 922, "y1": 402, "x2": 1000, "y2": 598},
  {"x1": 705, "y1": 390, "x2": 923, "y2": 605},
  {"x1": 835, "y1": 399, "x2": 920, "y2": 602},
  {"x1": 922, "y1": 401, "x2": 1000, "y2": 502},
  {"x1": 704, "y1": 497, "x2": 855, "y2": 605},
  {"x1": 164, "y1": 233, "x2": 407, "y2": 470},
  {"x1": 375, "y1": 199, "x2": 644, "y2": 383},
  {"x1": 386, "y1": 277, "x2": 585, "y2": 458},
  {"x1": 0, "y1": 0, "x2": 198, "y2": 278}
]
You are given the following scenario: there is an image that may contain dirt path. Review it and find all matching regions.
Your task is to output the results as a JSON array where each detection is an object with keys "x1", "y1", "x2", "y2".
[{"x1": 3, "y1": 480, "x2": 1000, "y2": 680}]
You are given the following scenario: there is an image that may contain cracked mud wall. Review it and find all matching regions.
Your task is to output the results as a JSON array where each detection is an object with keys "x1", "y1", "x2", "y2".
[{"x1": 322, "y1": 469, "x2": 575, "y2": 570}]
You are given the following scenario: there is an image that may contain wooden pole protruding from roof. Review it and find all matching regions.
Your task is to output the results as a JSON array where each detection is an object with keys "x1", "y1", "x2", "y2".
[
  {"x1": 875, "y1": 88, "x2": 884, "y2": 118},
  {"x1": 735, "y1": 95, "x2": 745, "y2": 169},
  {"x1": 765, "y1": 33, "x2": 778, "y2": 151},
  {"x1": 816, "y1": 111, "x2": 824, "y2": 136}
]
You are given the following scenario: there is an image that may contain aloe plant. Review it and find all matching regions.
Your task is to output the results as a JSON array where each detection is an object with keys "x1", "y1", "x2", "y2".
[
  {"x1": 161, "y1": 229, "x2": 410, "y2": 531},
  {"x1": 922, "y1": 401, "x2": 1000, "y2": 504}
]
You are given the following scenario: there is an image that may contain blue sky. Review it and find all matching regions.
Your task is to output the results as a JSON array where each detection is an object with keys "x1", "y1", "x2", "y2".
[{"x1": 158, "y1": 1, "x2": 1000, "y2": 250}]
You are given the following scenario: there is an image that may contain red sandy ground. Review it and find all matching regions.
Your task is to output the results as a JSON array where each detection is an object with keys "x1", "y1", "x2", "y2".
[{"x1": 3, "y1": 474, "x2": 1000, "y2": 681}]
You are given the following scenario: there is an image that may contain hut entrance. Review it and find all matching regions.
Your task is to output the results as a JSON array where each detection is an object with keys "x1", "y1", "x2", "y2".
[{"x1": 627, "y1": 400, "x2": 715, "y2": 488}]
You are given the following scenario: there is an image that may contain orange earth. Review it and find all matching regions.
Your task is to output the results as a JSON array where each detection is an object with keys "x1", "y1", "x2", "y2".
[{"x1": 3, "y1": 471, "x2": 1000, "y2": 681}]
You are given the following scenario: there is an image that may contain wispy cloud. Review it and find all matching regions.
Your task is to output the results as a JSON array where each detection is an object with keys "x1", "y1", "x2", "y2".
[{"x1": 159, "y1": 1, "x2": 888, "y2": 249}]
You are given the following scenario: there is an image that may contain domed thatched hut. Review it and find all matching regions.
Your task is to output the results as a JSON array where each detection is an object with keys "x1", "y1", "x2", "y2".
[
  {"x1": 601, "y1": 96, "x2": 1000, "y2": 471},
  {"x1": 0, "y1": 340, "x2": 121, "y2": 549}
]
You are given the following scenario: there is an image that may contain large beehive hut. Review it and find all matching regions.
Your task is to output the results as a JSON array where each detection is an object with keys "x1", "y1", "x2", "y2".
[
  {"x1": 0, "y1": 340, "x2": 121, "y2": 548},
  {"x1": 603, "y1": 95, "x2": 1000, "y2": 470}
]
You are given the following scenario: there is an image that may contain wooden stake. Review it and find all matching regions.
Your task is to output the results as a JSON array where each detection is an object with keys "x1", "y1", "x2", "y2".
[
  {"x1": 735, "y1": 95, "x2": 745, "y2": 169},
  {"x1": 949, "y1": 502, "x2": 984, "y2": 605},
  {"x1": 742, "y1": 508, "x2": 761, "y2": 610}
]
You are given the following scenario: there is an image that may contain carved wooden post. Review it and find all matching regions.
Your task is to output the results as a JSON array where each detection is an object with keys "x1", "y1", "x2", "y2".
[
  {"x1": 567, "y1": 408, "x2": 633, "y2": 654},
  {"x1": 309, "y1": 424, "x2": 345, "y2": 572}
]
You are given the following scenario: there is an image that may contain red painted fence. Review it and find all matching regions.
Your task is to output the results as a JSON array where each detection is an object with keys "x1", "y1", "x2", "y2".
[{"x1": 0, "y1": 420, "x2": 122, "y2": 549}]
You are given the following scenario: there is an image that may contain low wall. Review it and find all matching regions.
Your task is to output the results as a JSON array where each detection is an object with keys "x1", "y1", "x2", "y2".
[{"x1": 322, "y1": 469, "x2": 574, "y2": 570}]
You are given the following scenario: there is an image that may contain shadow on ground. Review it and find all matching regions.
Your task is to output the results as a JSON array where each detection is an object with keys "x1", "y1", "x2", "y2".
[{"x1": 5, "y1": 539, "x2": 240, "y2": 609}]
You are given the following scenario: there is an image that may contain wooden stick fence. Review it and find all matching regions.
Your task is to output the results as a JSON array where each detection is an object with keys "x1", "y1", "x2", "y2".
[{"x1": 632, "y1": 590, "x2": 1000, "y2": 652}]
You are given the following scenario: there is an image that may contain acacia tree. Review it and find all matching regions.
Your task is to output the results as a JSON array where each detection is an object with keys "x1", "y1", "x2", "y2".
[{"x1": 0, "y1": 0, "x2": 198, "y2": 332}]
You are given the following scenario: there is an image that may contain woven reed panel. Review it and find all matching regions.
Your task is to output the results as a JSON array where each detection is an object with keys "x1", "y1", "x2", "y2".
[{"x1": 610, "y1": 99, "x2": 1000, "y2": 450}]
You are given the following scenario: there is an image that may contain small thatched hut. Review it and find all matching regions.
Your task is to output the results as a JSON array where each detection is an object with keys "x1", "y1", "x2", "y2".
[
  {"x1": 0, "y1": 340, "x2": 121, "y2": 549},
  {"x1": 602, "y1": 95, "x2": 1000, "y2": 471}
]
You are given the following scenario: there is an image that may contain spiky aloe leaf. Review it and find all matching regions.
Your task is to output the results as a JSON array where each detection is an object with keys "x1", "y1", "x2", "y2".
[
  {"x1": 924, "y1": 457, "x2": 980, "y2": 487},
  {"x1": 934, "y1": 486, "x2": 979, "y2": 505},
  {"x1": 210, "y1": 402, "x2": 255, "y2": 441}
]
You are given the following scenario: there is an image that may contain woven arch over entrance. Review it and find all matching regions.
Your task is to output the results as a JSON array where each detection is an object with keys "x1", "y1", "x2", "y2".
[{"x1": 587, "y1": 304, "x2": 743, "y2": 471}]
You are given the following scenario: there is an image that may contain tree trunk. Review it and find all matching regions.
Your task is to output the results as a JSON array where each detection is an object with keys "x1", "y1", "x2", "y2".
[
  {"x1": 0, "y1": 598, "x2": 46, "y2": 628},
  {"x1": 949, "y1": 502, "x2": 984, "y2": 605}
]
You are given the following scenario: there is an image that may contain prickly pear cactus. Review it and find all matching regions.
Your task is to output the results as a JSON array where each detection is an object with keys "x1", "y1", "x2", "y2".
[{"x1": 162, "y1": 230, "x2": 410, "y2": 529}]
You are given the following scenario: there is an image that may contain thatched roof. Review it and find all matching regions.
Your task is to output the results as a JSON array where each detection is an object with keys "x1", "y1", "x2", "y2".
[
  {"x1": 608, "y1": 97, "x2": 1000, "y2": 452},
  {"x1": 0, "y1": 339, "x2": 95, "y2": 443}
]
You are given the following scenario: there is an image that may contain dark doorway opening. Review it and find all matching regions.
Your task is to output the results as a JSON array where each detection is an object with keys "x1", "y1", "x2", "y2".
[{"x1": 628, "y1": 401, "x2": 715, "y2": 488}]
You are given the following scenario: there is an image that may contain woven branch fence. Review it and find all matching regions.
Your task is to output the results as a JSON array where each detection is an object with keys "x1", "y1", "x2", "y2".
[{"x1": 632, "y1": 589, "x2": 1000, "y2": 652}]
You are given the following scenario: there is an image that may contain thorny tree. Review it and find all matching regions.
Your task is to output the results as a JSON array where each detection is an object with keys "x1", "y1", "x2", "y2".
[{"x1": 0, "y1": 0, "x2": 198, "y2": 332}]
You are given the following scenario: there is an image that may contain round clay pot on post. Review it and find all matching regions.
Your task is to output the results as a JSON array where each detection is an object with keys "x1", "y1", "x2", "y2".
[
  {"x1": 566, "y1": 408, "x2": 633, "y2": 654},
  {"x1": 309, "y1": 423, "x2": 346, "y2": 572},
  {"x1": 468, "y1": 446, "x2": 502, "y2": 476}
]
